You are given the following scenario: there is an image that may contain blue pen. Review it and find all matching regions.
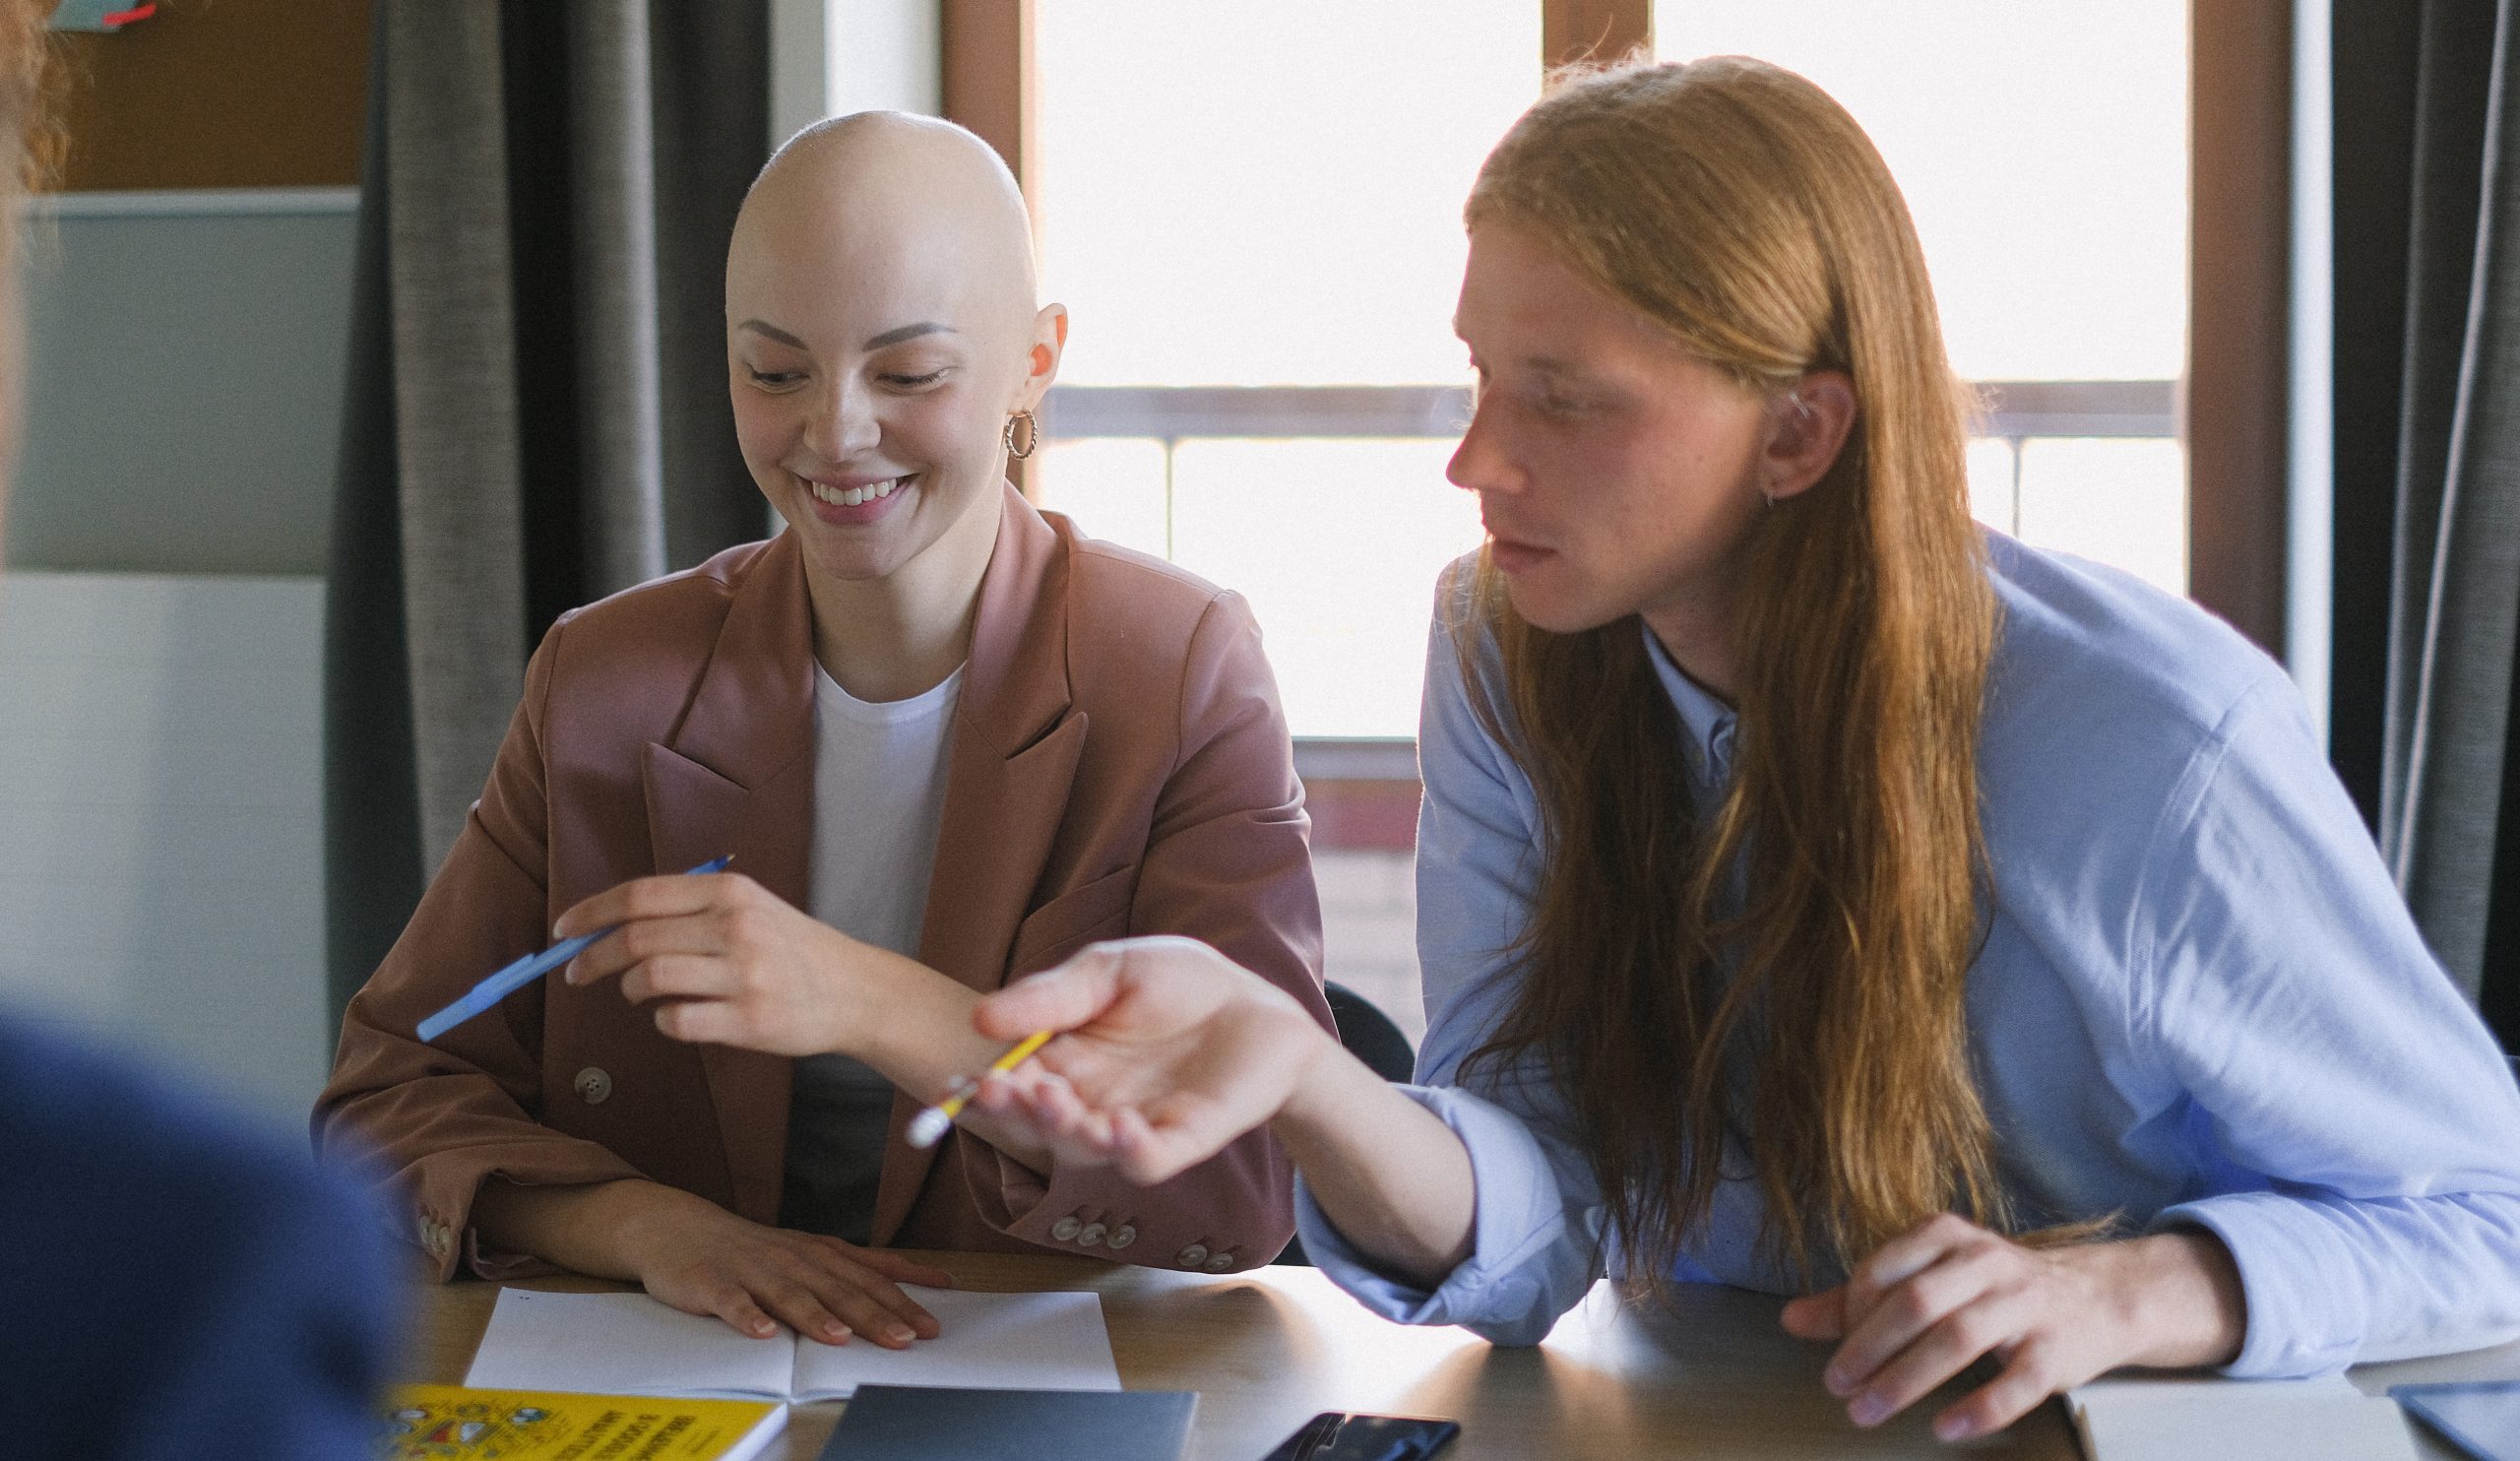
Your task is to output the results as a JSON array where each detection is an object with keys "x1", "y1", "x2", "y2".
[{"x1": 416, "y1": 856, "x2": 733, "y2": 1043}]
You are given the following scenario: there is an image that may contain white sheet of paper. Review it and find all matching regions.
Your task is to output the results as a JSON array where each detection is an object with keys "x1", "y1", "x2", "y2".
[
  {"x1": 465, "y1": 1289, "x2": 795, "y2": 1400},
  {"x1": 2068, "y1": 1375, "x2": 2420, "y2": 1461},
  {"x1": 788, "y1": 1286, "x2": 1120, "y2": 1401},
  {"x1": 464, "y1": 1286, "x2": 1122, "y2": 1402}
]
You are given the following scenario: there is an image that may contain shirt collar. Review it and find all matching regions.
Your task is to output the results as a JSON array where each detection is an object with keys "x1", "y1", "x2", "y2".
[{"x1": 1639, "y1": 619, "x2": 1738, "y2": 787}]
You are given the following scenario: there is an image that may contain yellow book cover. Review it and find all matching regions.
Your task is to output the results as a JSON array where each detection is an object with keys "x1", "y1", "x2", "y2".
[{"x1": 378, "y1": 1384, "x2": 787, "y2": 1461}]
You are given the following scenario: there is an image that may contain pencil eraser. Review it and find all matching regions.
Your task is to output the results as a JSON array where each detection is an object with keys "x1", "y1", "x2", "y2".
[{"x1": 906, "y1": 1108, "x2": 951, "y2": 1149}]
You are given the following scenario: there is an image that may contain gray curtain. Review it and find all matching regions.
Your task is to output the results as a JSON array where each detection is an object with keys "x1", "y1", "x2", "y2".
[
  {"x1": 325, "y1": 0, "x2": 771, "y2": 1022},
  {"x1": 2334, "y1": 0, "x2": 2520, "y2": 1043}
]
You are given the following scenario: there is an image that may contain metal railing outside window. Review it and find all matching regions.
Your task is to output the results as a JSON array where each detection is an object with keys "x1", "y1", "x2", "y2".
[
  {"x1": 1038, "y1": 379, "x2": 2176, "y2": 774},
  {"x1": 1041, "y1": 379, "x2": 2173, "y2": 547}
]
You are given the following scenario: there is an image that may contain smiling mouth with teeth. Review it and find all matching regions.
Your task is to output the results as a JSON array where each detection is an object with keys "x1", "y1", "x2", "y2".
[{"x1": 809, "y1": 476, "x2": 906, "y2": 508}]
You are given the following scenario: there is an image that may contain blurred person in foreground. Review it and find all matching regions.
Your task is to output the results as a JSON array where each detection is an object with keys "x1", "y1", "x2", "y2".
[{"x1": 0, "y1": 4, "x2": 398, "y2": 1455}]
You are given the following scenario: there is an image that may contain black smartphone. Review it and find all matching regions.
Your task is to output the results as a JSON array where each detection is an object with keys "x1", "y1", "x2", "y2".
[{"x1": 1258, "y1": 1411, "x2": 1462, "y2": 1461}]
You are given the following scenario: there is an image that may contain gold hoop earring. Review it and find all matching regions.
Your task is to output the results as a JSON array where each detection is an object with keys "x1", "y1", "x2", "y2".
[{"x1": 1003, "y1": 409, "x2": 1040, "y2": 461}]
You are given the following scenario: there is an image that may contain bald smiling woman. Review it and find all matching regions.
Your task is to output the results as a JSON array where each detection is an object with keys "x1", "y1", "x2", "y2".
[{"x1": 316, "y1": 113, "x2": 1332, "y2": 1347}]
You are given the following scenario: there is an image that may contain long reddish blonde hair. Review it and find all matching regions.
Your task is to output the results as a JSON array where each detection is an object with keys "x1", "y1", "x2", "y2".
[{"x1": 1456, "y1": 57, "x2": 2004, "y2": 1284}]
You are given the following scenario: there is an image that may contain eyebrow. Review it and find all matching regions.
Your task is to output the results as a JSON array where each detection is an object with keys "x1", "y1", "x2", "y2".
[
  {"x1": 734, "y1": 319, "x2": 807, "y2": 349},
  {"x1": 733, "y1": 319, "x2": 959, "y2": 352},
  {"x1": 1510, "y1": 355, "x2": 1585, "y2": 381},
  {"x1": 863, "y1": 321, "x2": 957, "y2": 349}
]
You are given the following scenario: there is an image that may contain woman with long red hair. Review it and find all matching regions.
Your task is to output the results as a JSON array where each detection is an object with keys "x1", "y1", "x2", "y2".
[{"x1": 963, "y1": 57, "x2": 2520, "y2": 1441}]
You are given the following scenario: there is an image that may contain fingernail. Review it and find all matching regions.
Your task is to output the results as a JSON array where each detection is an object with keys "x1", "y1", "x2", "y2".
[
  {"x1": 823, "y1": 1322, "x2": 849, "y2": 1342},
  {"x1": 1935, "y1": 1414, "x2": 1978, "y2": 1442},
  {"x1": 1850, "y1": 1394, "x2": 1889, "y2": 1428},
  {"x1": 887, "y1": 1323, "x2": 915, "y2": 1344},
  {"x1": 1822, "y1": 1366, "x2": 1853, "y2": 1397}
]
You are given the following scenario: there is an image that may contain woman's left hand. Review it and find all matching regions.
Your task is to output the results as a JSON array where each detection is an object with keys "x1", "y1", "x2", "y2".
[
  {"x1": 557, "y1": 870, "x2": 875, "y2": 1056},
  {"x1": 1778, "y1": 1214, "x2": 2246, "y2": 1442}
]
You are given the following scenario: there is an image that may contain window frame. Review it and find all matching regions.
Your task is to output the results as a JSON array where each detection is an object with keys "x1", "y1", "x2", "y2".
[{"x1": 929, "y1": 0, "x2": 2286, "y2": 841}]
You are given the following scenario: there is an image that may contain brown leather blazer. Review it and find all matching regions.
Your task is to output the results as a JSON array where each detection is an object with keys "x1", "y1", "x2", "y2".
[{"x1": 316, "y1": 486, "x2": 1330, "y2": 1281}]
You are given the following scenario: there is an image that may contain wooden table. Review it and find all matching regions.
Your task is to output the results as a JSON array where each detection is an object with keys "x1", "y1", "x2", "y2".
[{"x1": 407, "y1": 1252, "x2": 2520, "y2": 1460}]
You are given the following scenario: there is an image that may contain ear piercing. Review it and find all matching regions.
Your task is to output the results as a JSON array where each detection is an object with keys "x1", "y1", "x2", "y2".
[{"x1": 1003, "y1": 409, "x2": 1040, "y2": 461}]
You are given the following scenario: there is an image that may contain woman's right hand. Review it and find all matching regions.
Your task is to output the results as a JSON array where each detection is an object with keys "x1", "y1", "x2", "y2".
[
  {"x1": 976, "y1": 936, "x2": 1480, "y2": 1290},
  {"x1": 475, "y1": 1177, "x2": 954, "y2": 1347},
  {"x1": 967, "y1": 935, "x2": 1339, "y2": 1184}
]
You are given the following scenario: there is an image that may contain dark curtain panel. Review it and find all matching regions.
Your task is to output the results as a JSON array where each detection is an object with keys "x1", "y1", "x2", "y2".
[
  {"x1": 325, "y1": 0, "x2": 770, "y2": 1025},
  {"x1": 2332, "y1": 0, "x2": 2520, "y2": 1044}
]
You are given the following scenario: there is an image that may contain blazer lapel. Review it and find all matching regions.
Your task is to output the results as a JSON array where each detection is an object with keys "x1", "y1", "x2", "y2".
[
  {"x1": 641, "y1": 531, "x2": 816, "y2": 1225},
  {"x1": 870, "y1": 485, "x2": 1083, "y2": 1243}
]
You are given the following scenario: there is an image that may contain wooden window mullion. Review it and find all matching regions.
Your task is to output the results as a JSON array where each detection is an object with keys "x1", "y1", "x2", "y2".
[
  {"x1": 1543, "y1": 0, "x2": 1651, "y2": 70},
  {"x1": 943, "y1": 0, "x2": 1041, "y2": 496},
  {"x1": 2188, "y1": 0, "x2": 2293, "y2": 656}
]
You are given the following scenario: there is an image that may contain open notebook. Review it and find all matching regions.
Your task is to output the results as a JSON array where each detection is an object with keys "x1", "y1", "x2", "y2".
[
  {"x1": 2067, "y1": 1374, "x2": 2418, "y2": 1461},
  {"x1": 464, "y1": 1287, "x2": 1122, "y2": 1403}
]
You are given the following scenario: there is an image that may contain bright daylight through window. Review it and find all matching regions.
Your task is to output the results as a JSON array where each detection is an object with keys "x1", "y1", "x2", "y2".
[{"x1": 1022, "y1": 1, "x2": 2188, "y2": 739}]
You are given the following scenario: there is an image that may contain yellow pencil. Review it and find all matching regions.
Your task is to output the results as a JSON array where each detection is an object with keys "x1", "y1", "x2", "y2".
[{"x1": 906, "y1": 1030, "x2": 1054, "y2": 1148}]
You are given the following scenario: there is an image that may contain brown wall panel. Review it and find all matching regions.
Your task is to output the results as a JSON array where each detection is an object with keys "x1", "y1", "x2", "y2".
[{"x1": 49, "y1": 0, "x2": 371, "y2": 191}]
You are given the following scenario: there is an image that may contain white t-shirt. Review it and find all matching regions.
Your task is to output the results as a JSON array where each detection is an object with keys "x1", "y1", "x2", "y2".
[{"x1": 780, "y1": 659, "x2": 963, "y2": 1243}]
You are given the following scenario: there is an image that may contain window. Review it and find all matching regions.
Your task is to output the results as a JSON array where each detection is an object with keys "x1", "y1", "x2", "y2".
[
  {"x1": 1030, "y1": 2, "x2": 1537, "y2": 740},
  {"x1": 1656, "y1": 1, "x2": 2190, "y2": 595}
]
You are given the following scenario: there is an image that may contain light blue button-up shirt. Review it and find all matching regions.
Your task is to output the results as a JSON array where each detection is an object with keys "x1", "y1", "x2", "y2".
[{"x1": 1294, "y1": 534, "x2": 2520, "y2": 1378}]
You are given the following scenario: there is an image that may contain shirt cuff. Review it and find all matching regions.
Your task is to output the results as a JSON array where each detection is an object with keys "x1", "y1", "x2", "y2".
[
  {"x1": 463, "y1": 1227, "x2": 564, "y2": 1282},
  {"x1": 1294, "y1": 1083, "x2": 1584, "y2": 1344},
  {"x1": 2152, "y1": 1191, "x2": 2355, "y2": 1379}
]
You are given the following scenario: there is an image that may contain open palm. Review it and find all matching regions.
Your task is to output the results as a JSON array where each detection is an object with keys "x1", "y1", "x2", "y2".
[{"x1": 968, "y1": 936, "x2": 1336, "y2": 1184}]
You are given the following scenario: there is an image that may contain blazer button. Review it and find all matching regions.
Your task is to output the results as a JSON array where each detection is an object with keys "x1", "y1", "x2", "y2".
[
  {"x1": 1051, "y1": 1216, "x2": 1084, "y2": 1241},
  {"x1": 1077, "y1": 1223, "x2": 1108, "y2": 1247},
  {"x1": 573, "y1": 1067, "x2": 613, "y2": 1105},
  {"x1": 1174, "y1": 1243, "x2": 1209, "y2": 1268},
  {"x1": 1106, "y1": 1225, "x2": 1137, "y2": 1250},
  {"x1": 1203, "y1": 1252, "x2": 1235, "y2": 1273}
]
